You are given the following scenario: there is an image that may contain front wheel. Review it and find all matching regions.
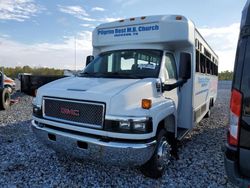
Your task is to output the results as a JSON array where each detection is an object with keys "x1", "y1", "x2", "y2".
[
  {"x1": 140, "y1": 129, "x2": 171, "y2": 179},
  {"x1": 0, "y1": 88, "x2": 11, "y2": 110},
  {"x1": 6, "y1": 86, "x2": 14, "y2": 94}
]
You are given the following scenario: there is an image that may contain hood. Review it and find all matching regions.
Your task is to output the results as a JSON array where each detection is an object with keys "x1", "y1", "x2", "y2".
[
  {"x1": 35, "y1": 76, "x2": 163, "y2": 118},
  {"x1": 36, "y1": 76, "x2": 141, "y2": 107}
]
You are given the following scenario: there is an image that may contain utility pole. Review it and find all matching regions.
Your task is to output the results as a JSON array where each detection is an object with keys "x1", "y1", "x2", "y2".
[{"x1": 74, "y1": 36, "x2": 77, "y2": 75}]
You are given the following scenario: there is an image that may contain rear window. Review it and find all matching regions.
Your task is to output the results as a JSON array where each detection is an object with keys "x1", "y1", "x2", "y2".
[
  {"x1": 233, "y1": 39, "x2": 247, "y2": 90},
  {"x1": 241, "y1": 40, "x2": 250, "y2": 116}
]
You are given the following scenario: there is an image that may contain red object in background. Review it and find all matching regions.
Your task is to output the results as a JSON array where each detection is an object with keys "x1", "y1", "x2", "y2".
[{"x1": 10, "y1": 97, "x2": 20, "y2": 105}]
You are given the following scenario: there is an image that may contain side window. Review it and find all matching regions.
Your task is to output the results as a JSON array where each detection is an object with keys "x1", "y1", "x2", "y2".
[
  {"x1": 233, "y1": 39, "x2": 247, "y2": 90},
  {"x1": 165, "y1": 53, "x2": 177, "y2": 79},
  {"x1": 206, "y1": 59, "x2": 211, "y2": 74},
  {"x1": 120, "y1": 57, "x2": 134, "y2": 70},
  {"x1": 200, "y1": 54, "x2": 206, "y2": 73},
  {"x1": 196, "y1": 50, "x2": 200, "y2": 72}
]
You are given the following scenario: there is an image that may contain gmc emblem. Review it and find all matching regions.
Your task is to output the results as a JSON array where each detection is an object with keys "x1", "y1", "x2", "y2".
[{"x1": 60, "y1": 107, "x2": 80, "y2": 117}]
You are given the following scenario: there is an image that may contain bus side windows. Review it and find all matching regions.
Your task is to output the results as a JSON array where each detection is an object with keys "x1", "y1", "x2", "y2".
[{"x1": 195, "y1": 49, "x2": 218, "y2": 75}]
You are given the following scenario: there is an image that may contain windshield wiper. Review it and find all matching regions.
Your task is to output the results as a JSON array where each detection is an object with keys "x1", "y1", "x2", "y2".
[
  {"x1": 79, "y1": 72, "x2": 142, "y2": 79},
  {"x1": 78, "y1": 72, "x2": 104, "y2": 77},
  {"x1": 103, "y1": 72, "x2": 142, "y2": 79}
]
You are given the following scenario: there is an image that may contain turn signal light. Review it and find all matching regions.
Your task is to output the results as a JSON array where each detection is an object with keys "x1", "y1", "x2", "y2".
[
  {"x1": 230, "y1": 89, "x2": 242, "y2": 116},
  {"x1": 228, "y1": 89, "x2": 242, "y2": 146},
  {"x1": 141, "y1": 99, "x2": 152, "y2": 109}
]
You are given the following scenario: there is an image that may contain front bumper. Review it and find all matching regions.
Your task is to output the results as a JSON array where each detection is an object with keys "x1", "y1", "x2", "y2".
[
  {"x1": 31, "y1": 120, "x2": 156, "y2": 166},
  {"x1": 224, "y1": 144, "x2": 250, "y2": 188}
]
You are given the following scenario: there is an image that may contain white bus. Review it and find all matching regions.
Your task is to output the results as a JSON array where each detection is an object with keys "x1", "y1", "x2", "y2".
[{"x1": 32, "y1": 15, "x2": 218, "y2": 178}]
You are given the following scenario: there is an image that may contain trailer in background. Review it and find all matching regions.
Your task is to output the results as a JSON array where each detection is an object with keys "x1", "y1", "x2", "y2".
[{"x1": 19, "y1": 74, "x2": 65, "y2": 96}]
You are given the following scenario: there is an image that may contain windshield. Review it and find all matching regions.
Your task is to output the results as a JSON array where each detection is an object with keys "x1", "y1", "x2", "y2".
[{"x1": 80, "y1": 49, "x2": 163, "y2": 79}]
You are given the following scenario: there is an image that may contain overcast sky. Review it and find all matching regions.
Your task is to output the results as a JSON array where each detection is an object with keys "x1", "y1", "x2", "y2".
[{"x1": 0, "y1": 0, "x2": 246, "y2": 72}]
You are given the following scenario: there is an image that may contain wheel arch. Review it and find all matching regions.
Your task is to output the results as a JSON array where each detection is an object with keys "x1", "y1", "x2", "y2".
[{"x1": 156, "y1": 114, "x2": 176, "y2": 136}]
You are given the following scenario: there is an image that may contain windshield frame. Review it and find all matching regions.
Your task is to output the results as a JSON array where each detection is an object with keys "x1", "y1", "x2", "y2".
[{"x1": 79, "y1": 49, "x2": 163, "y2": 79}]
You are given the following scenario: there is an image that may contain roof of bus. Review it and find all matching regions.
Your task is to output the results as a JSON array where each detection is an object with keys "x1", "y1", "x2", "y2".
[
  {"x1": 96, "y1": 15, "x2": 192, "y2": 29},
  {"x1": 93, "y1": 15, "x2": 218, "y2": 59}
]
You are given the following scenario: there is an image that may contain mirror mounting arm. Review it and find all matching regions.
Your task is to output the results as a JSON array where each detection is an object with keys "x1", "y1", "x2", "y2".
[{"x1": 162, "y1": 79, "x2": 187, "y2": 91}]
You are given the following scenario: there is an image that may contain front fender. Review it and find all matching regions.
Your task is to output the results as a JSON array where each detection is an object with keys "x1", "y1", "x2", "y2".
[{"x1": 150, "y1": 99, "x2": 176, "y2": 136}]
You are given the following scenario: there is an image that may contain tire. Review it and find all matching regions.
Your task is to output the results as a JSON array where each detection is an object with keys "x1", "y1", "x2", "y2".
[
  {"x1": 140, "y1": 129, "x2": 171, "y2": 179},
  {"x1": 0, "y1": 88, "x2": 11, "y2": 110},
  {"x1": 205, "y1": 100, "x2": 212, "y2": 118},
  {"x1": 5, "y1": 86, "x2": 13, "y2": 94},
  {"x1": 204, "y1": 109, "x2": 211, "y2": 118}
]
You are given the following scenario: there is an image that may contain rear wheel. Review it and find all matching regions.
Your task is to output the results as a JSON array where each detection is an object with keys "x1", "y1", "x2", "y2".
[
  {"x1": 140, "y1": 129, "x2": 171, "y2": 179},
  {"x1": 0, "y1": 88, "x2": 11, "y2": 110},
  {"x1": 205, "y1": 99, "x2": 213, "y2": 118},
  {"x1": 204, "y1": 109, "x2": 211, "y2": 118}
]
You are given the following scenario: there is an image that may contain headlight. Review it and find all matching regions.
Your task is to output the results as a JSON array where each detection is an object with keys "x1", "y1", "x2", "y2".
[
  {"x1": 133, "y1": 122, "x2": 147, "y2": 131},
  {"x1": 119, "y1": 121, "x2": 131, "y2": 130},
  {"x1": 33, "y1": 105, "x2": 42, "y2": 118},
  {"x1": 119, "y1": 121, "x2": 147, "y2": 131},
  {"x1": 105, "y1": 117, "x2": 152, "y2": 134}
]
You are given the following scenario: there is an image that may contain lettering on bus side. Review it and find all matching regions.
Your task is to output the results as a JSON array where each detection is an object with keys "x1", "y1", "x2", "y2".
[
  {"x1": 98, "y1": 29, "x2": 114, "y2": 35},
  {"x1": 97, "y1": 24, "x2": 160, "y2": 37},
  {"x1": 198, "y1": 77, "x2": 210, "y2": 87},
  {"x1": 138, "y1": 25, "x2": 159, "y2": 31}
]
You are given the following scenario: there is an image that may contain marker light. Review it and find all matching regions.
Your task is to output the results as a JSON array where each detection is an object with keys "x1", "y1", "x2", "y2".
[
  {"x1": 130, "y1": 18, "x2": 135, "y2": 21},
  {"x1": 119, "y1": 19, "x2": 124, "y2": 22},
  {"x1": 141, "y1": 99, "x2": 152, "y2": 109},
  {"x1": 176, "y1": 16, "x2": 182, "y2": 20},
  {"x1": 141, "y1": 16, "x2": 146, "y2": 20}
]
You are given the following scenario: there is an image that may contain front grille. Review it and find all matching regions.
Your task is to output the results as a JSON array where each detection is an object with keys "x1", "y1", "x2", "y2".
[{"x1": 43, "y1": 97, "x2": 105, "y2": 128}]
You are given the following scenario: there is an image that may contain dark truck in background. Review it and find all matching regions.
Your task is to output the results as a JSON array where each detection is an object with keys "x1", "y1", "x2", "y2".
[
  {"x1": 20, "y1": 74, "x2": 65, "y2": 96},
  {"x1": 224, "y1": 0, "x2": 250, "y2": 187}
]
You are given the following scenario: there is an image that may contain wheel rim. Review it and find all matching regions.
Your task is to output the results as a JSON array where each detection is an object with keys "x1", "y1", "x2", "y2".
[
  {"x1": 4, "y1": 92, "x2": 10, "y2": 106},
  {"x1": 6, "y1": 87, "x2": 12, "y2": 94},
  {"x1": 156, "y1": 137, "x2": 171, "y2": 170}
]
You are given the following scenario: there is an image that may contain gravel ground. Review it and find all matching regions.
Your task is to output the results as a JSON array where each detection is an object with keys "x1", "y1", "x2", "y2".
[{"x1": 0, "y1": 82, "x2": 236, "y2": 187}]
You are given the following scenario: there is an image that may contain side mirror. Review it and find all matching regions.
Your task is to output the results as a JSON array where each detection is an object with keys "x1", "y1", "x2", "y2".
[
  {"x1": 179, "y1": 52, "x2": 191, "y2": 80},
  {"x1": 86, "y1": 55, "x2": 94, "y2": 66}
]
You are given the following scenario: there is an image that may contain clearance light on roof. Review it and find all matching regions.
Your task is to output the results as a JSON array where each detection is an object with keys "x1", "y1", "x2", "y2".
[
  {"x1": 130, "y1": 18, "x2": 135, "y2": 21},
  {"x1": 119, "y1": 19, "x2": 124, "y2": 22},
  {"x1": 176, "y1": 16, "x2": 182, "y2": 20},
  {"x1": 228, "y1": 89, "x2": 242, "y2": 146},
  {"x1": 141, "y1": 16, "x2": 146, "y2": 20}
]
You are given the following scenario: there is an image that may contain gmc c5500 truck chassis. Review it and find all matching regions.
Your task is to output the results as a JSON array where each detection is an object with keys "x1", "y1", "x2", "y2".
[{"x1": 32, "y1": 15, "x2": 218, "y2": 178}]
